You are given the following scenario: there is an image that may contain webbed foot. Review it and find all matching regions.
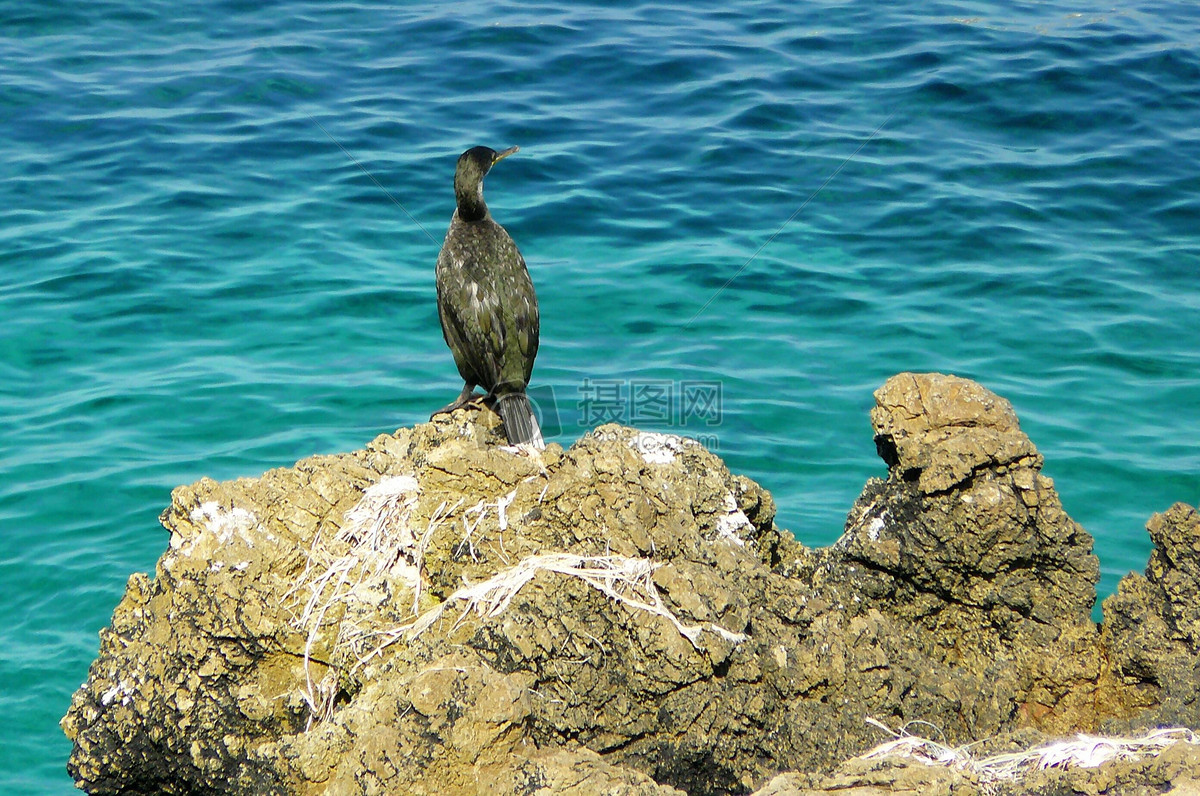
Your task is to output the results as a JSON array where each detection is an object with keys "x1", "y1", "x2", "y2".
[{"x1": 431, "y1": 384, "x2": 486, "y2": 419}]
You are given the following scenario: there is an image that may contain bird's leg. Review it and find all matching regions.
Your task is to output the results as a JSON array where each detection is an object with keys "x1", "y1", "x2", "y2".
[{"x1": 431, "y1": 383, "x2": 486, "y2": 418}]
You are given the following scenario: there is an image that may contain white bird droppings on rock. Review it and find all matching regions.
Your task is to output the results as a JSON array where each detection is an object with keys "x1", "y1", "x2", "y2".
[
  {"x1": 189, "y1": 502, "x2": 258, "y2": 545},
  {"x1": 868, "y1": 516, "x2": 885, "y2": 541},
  {"x1": 100, "y1": 680, "x2": 134, "y2": 707},
  {"x1": 715, "y1": 493, "x2": 751, "y2": 546},
  {"x1": 630, "y1": 432, "x2": 688, "y2": 465}
]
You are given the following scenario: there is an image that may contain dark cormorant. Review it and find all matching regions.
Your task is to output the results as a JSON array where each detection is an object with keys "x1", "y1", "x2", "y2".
[{"x1": 432, "y1": 145, "x2": 544, "y2": 448}]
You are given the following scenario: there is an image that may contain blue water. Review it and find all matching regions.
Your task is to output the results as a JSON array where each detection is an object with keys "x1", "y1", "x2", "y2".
[{"x1": 3, "y1": 1, "x2": 1199, "y2": 790}]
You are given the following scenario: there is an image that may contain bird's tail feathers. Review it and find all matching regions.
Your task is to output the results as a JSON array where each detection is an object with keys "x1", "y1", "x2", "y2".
[{"x1": 496, "y1": 393, "x2": 545, "y2": 450}]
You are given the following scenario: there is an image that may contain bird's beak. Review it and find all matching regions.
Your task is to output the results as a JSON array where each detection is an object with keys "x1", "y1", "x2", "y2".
[{"x1": 493, "y1": 145, "x2": 519, "y2": 164}]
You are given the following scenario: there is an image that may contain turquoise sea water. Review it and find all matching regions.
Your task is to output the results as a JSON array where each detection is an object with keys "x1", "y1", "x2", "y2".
[{"x1": 3, "y1": 1, "x2": 1199, "y2": 790}]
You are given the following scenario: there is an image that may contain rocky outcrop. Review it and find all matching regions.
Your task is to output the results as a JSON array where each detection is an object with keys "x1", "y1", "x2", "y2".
[
  {"x1": 62, "y1": 373, "x2": 1200, "y2": 794},
  {"x1": 835, "y1": 373, "x2": 1107, "y2": 733},
  {"x1": 1102, "y1": 502, "x2": 1200, "y2": 730}
]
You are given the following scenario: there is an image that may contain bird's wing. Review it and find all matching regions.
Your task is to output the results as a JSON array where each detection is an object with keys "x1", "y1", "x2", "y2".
[
  {"x1": 437, "y1": 256, "x2": 507, "y2": 391},
  {"x1": 507, "y1": 248, "x2": 539, "y2": 386}
]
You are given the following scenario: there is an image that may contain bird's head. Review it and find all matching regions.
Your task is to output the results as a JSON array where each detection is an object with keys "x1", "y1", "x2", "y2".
[
  {"x1": 458, "y1": 145, "x2": 518, "y2": 180},
  {"x1": 454, "y1": 145, "x2": 518, "y2": 220}
]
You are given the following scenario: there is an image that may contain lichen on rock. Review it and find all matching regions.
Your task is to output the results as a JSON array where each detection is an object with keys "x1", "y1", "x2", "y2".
[{"x1": 62, "y1": 373, "x2": 1200, "y2": 795}]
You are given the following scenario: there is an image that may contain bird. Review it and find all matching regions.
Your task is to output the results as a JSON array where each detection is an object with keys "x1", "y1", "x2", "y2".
[{"x1": 432, "y1": 145, "x2": 544, "y2": 449}]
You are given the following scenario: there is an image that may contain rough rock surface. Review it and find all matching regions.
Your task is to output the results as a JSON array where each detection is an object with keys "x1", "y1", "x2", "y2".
[
  {"x1": 1102, "y1": 502, "x2": 1200, "y2": 730},
  {"x1": 841, "y1": 372, "x2": 1106, "y2": 734},
  {"x1": 62, "y1": 373, "x2": 1200, "y2": 794}
]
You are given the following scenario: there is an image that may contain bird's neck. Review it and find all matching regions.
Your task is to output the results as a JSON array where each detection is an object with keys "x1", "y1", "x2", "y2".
[{"x1": 455, "y1": 178, "x2": 488, "y2": 223}]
